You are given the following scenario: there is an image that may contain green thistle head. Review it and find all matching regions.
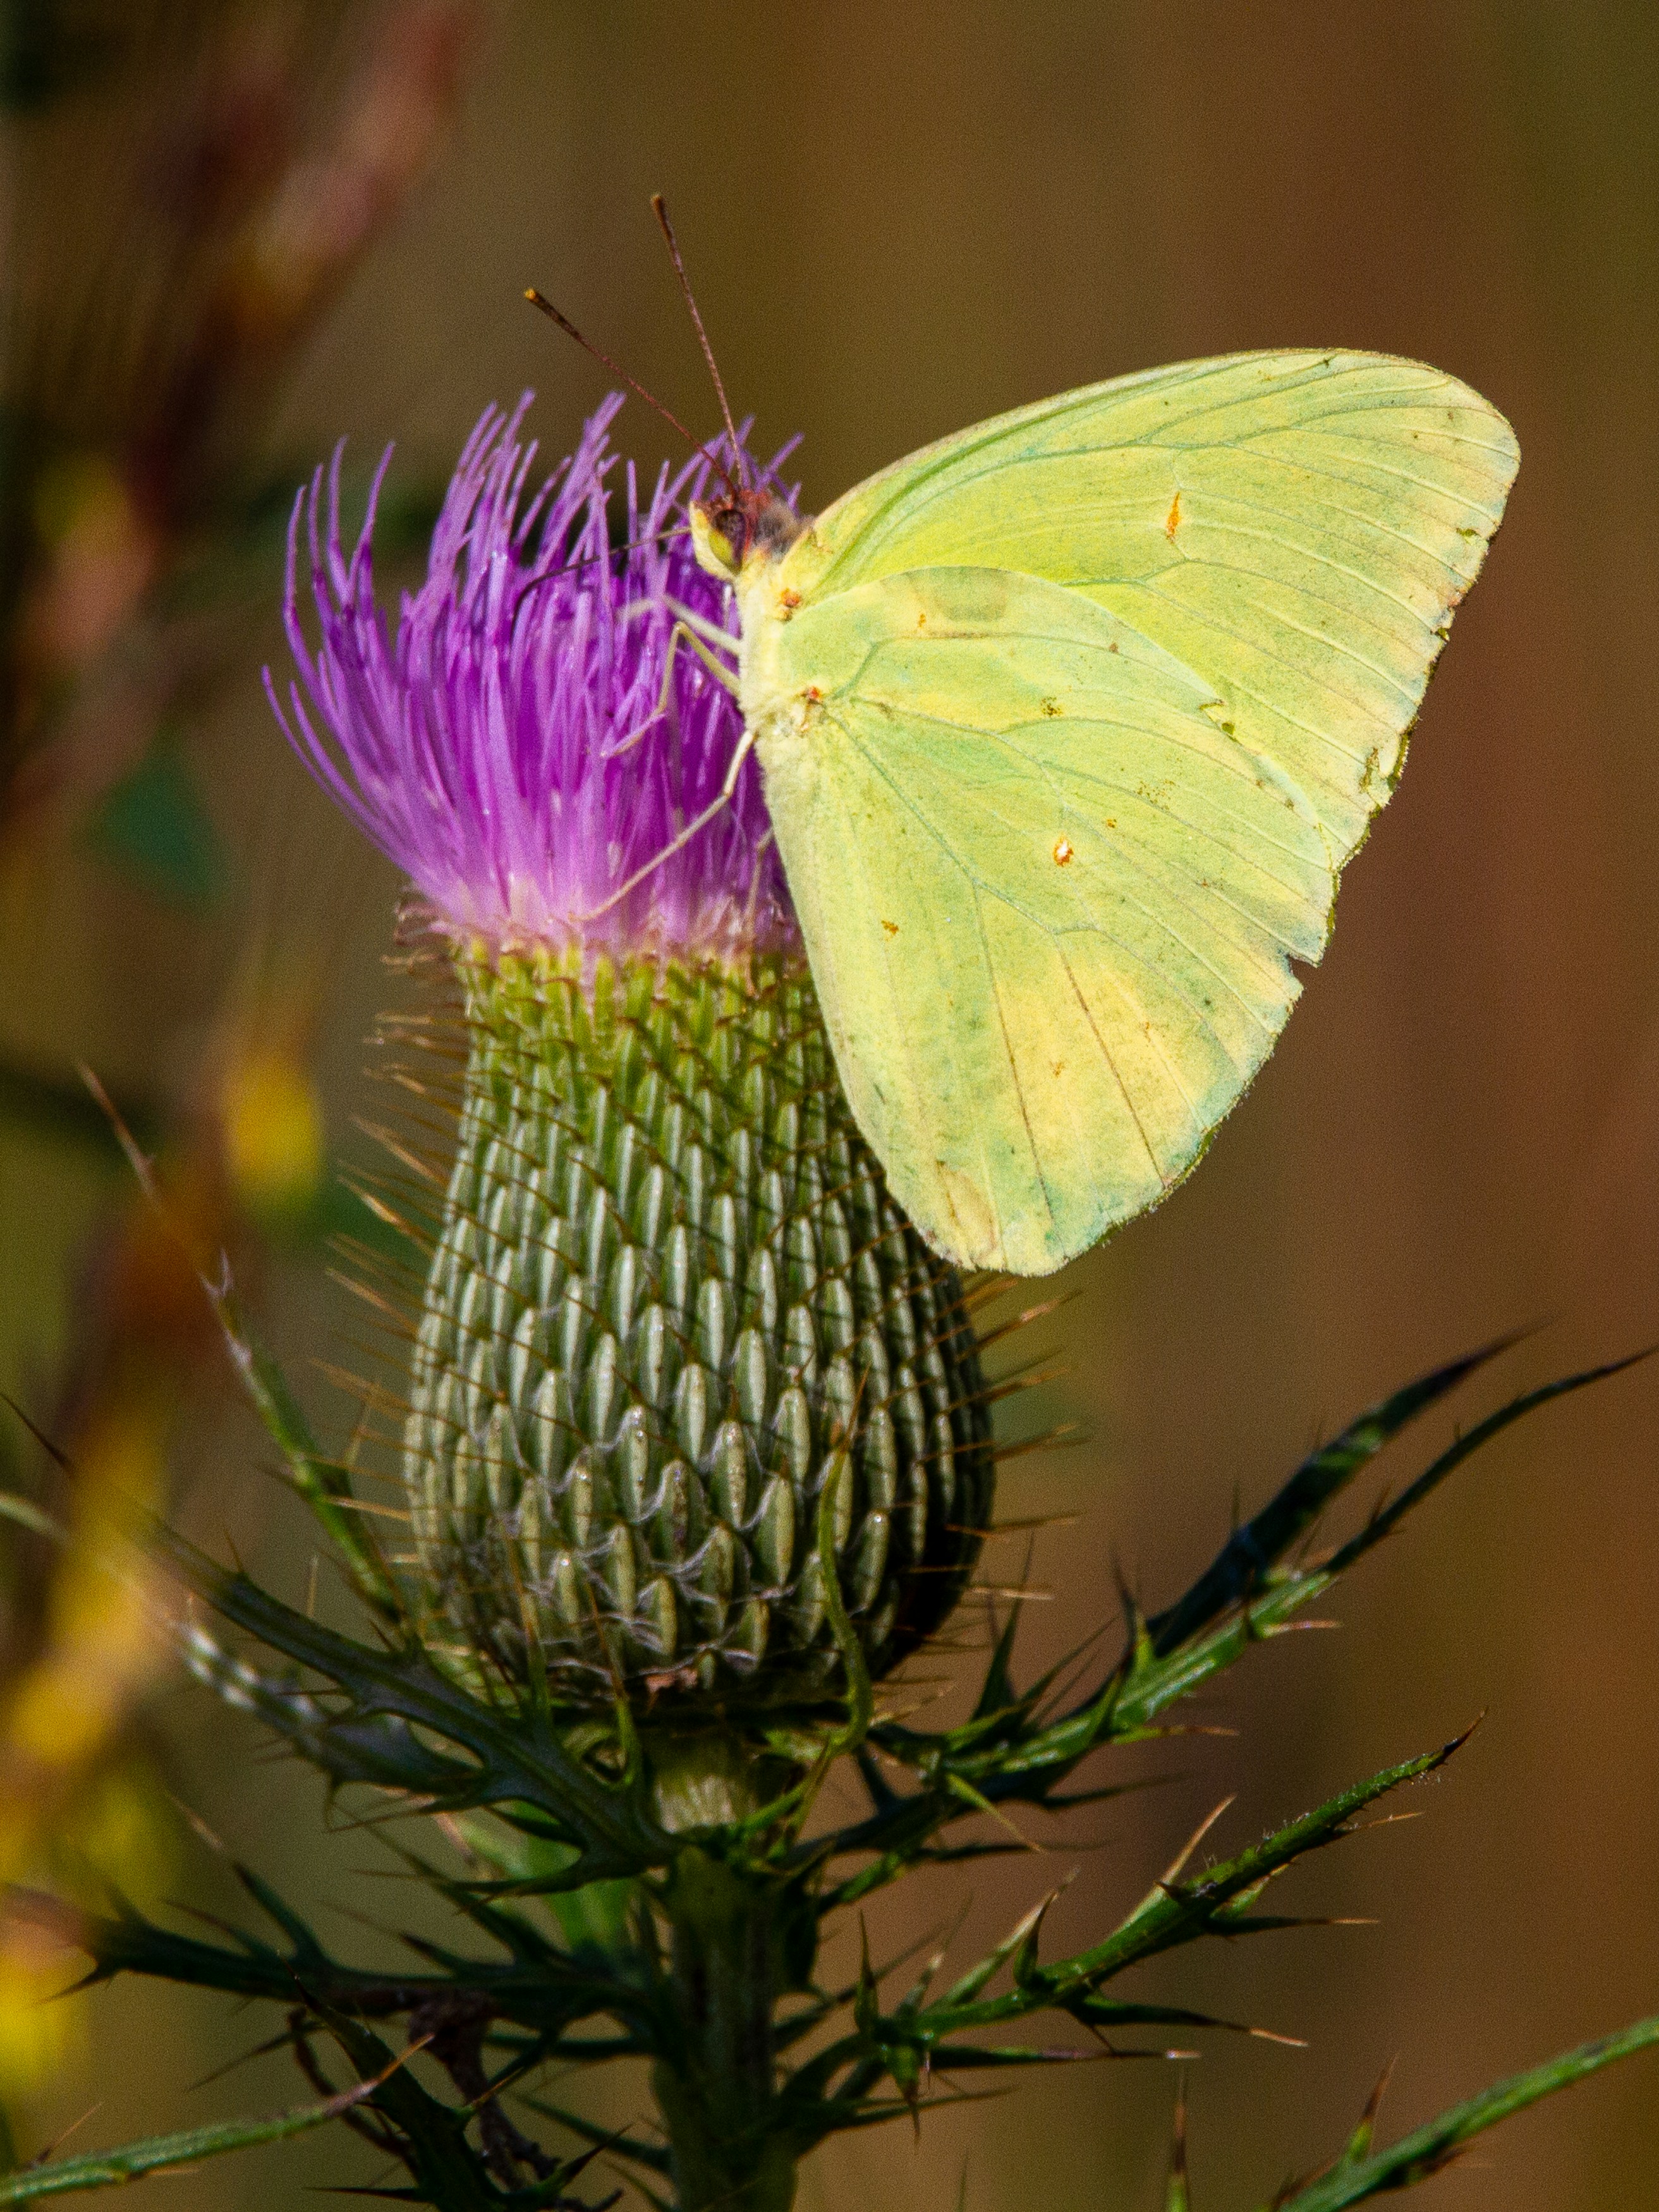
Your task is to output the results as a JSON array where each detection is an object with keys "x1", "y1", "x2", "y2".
[{"x1": 272, "y1": 395, "x2": 993, "y2": 1709}]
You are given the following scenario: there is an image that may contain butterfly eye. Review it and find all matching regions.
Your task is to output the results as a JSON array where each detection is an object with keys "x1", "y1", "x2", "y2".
[{"x1": 690, "y1": 503, "x2": 741, "y2": 580}]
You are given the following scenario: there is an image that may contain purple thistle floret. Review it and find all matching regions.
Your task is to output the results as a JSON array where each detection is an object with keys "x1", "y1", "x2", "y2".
[{"x1": 269, "y1": 392, "x2": 798, "y2": 963}]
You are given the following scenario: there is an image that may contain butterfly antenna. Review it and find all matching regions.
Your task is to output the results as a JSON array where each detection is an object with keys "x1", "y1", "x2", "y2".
[
  {"x1": 650, "y1": 193, "x2": 747, "y2": 487},
  {"x1": 523, "y1": 287, "x2": 736, "y2": 491}
]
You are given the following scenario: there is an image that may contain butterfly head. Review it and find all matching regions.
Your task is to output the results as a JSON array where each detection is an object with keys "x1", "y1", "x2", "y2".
[{"x1": 690, "y1": 488, "x2": 804, "y2": 581}]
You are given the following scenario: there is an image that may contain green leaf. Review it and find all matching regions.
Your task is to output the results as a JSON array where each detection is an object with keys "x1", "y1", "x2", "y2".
[
  {"x1": 308, "y1": 2009, "x2": 502, "y2": 2210},
  {"x1": 0, "y1": 2077, "x2": 380, "y2": 2202},
  {"x1": 927, "y1": 1739, "x2": 1461, "y2": 2041},
  {"x1": 1268, "y1": 2014, "x2": 1659, "y2": 2209},
  {"x1": 445, "y1": 1814, "x2": 636, "y2": 1960},
  {"x1": 1110, "y1": 1355, "x2": 1645, "y2": 1743},
  {"x1": 7, "y1": 1875, "x2": 644, "y2": 2055},
  {"x1": 790, "y1": 1744, "x2": 1452, "y2": 2137},
  {"x1": 194, "y1": 1277, "x2": 405, "y2": 1624},
  {"x1": 513, "y1": 2100, "x2": 673, "y2": 2175}
]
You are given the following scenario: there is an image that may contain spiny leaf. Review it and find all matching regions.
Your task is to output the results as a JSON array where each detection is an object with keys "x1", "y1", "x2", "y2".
[
  {"x1": 1147, "y1": 1339, "x2": 1516, "y2": 1658},
  {"x1": 1340, "y1": 2061, "x2": 1395, "y2": 2168},
  {"x1": 449, "y1": 1814, "x2": 637, "y2": 1960},
  {"x1": 789, "y1": 1742, "x2": 1450, "y2": 2138},
  {"x1": 513, "y1": 2103, "x2": 672, "y2": 2177},
  {"x1": 1325, "y1": 1352, "x2": 1650, "y2": 1579},
  {"x1": 811, "y1": 1351, "x2": 1608, "y2": 1884},
  {"x1": 913, "y1": 1351, "x2": 1639, "y2": 1795},
  {"x1": 1106, "y1": 1357, "x2": 1641, "y2": 1744},
  {"x1": 938, "y1": 1890, "x2": 1062, "y2": 2010},
  {"x1": 156, "y1": 1526, "x2": 671, "y2": 1882},
  {"x1": 4, "y1": 1881, "x2": 643, "y2": 2051},
  {"x1": 973, "y1": 1569, "x2": 1031, "y2": 1723},
  {"x1": 1267, "y1": 2014, "x2": 1659, "y2": 2209},
  {"x1": 0, "y1": 2068, "x2": 387, "y2": 2202},
  {"x1": 310, "y1": 2009, "x2": 499, "y2": 2210},
  {"x1": 924, "y1": 1737, "x2": 1463, "y2": 2041}
]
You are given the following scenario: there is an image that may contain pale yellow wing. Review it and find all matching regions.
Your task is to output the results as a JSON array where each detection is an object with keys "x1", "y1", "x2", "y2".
[
  {"x1": 756, "y1": 564, "x2": 1334, "y2": 1273},
  {"x1": 779, "y1": 351, "x2": 1518, "y2": 861}
]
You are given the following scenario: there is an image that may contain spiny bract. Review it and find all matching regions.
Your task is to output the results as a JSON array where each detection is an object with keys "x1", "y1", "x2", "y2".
[{"x1": 401, "y1": 947, "x2": 992, "y2": 1705}]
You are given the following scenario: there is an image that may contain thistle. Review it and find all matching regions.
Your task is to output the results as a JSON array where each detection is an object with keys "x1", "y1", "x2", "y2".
[
  {"x1": 16, "y1": 390, "x2": 1651, "y2": 2212},
  {"x1": 270, "y1": 394, "x2": 993, "y2": 1713}
]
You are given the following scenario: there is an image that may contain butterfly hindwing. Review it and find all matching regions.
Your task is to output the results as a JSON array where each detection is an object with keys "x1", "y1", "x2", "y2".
[{"x1": 757, "y1": 564, "x2": 1334, "y2": 1272}]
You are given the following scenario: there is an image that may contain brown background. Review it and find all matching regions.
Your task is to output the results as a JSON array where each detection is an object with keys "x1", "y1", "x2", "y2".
[{"x1": 4, "y1": 3, "x2": 1659, "y2": 2204}]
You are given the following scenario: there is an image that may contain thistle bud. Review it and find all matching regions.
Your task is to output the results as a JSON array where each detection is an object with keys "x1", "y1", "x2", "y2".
[{"x1": 271, "y1": 395, "x2": 992, "y2": 1707}]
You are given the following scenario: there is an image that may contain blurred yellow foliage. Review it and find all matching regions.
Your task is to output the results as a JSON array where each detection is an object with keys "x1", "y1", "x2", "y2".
[
  {"x1": 221, "y1": 1043, "x2": 326, "y2": 1218},
  {"x1": 0, "y1": 1399, "x2": 173, "y2": 2091}
]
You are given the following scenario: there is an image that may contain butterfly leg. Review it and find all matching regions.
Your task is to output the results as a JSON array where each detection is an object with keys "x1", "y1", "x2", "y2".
[
  {"x1": 667, "y1": 616, "x2": 741, "y2": 696},
  {"x1": 602, "y1": 619, "x2": 739, "y2": 765},
  {"x1": 577, "y1": 721, "x2": 759, "y2": 923},
  {"x1": 662, "y1": 594, "x2": 742, "y2": 659}
]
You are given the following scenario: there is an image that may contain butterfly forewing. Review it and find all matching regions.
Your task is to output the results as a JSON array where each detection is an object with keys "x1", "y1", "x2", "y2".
[{"x1": 781, "y1": 351, "x2": 1518, "y2": 863}]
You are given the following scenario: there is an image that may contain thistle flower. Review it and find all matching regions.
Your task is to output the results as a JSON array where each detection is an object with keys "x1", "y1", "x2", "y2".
[
  {"x1": 270, "y1": 395, "x2": 992, "y2": 1708},
  {"x1": 272, "y1": 391, "x2": 796, "y2": 961}
]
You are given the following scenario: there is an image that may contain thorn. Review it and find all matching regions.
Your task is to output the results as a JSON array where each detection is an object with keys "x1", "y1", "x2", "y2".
[
  {"x1": 164, "y1": 1793, "x2": 229, "y2": 1859},
  {"x1": 1160, "y1": 1796, "x2": 1236, "y2": 1888},
  {"x1": 77, "y1": 1060, "x2": 155, "y2": 1190},
  {"x1": 0, "y1": 1389, "x2": 75, "y2": 1475},
  {"x1": 1346, "y1": 2054, "x2": 1397, "y2": 2164},
  {"x1": 28, "y1": 2101, "x2": 102, "y2": 2165}
]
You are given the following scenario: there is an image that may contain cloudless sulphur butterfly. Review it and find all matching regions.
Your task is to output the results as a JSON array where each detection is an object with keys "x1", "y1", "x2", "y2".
[{"x1": 684, "y1": 350, "x2": 1517, "y2": 1277}]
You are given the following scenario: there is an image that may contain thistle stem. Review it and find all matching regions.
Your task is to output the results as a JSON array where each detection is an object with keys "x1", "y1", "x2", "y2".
[
  {"x1": 652, "y1": 1849, "x2": 797, "y2": 2212},
  {"x1": 649, "y1": 1739, "x2": 801, "y2": 2212}
]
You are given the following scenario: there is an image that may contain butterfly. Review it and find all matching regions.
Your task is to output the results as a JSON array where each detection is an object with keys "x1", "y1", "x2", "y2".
[{"x1": 683, "y1": 350, "x2": 1517, "y2": 1277}]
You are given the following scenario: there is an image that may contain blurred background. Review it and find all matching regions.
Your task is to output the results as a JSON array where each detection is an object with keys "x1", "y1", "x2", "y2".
[{"x1": 2, "y1": 2, "x2": 1657, "y2": 2204}]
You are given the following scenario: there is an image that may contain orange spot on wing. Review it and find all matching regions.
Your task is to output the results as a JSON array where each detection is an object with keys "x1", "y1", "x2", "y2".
[
  {"x1": 1164, "y1": 490, "x2": 1182, "y2": 542},
  {"x1": 1052, "y1": 836, "x2": 1074, "y2": 865},
  {"x1": 880, "y1": 918, "x2": 899, "y2": 937},
  {"x1": 779, "y1": 586, "x2": 801, "y2": 609}
]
